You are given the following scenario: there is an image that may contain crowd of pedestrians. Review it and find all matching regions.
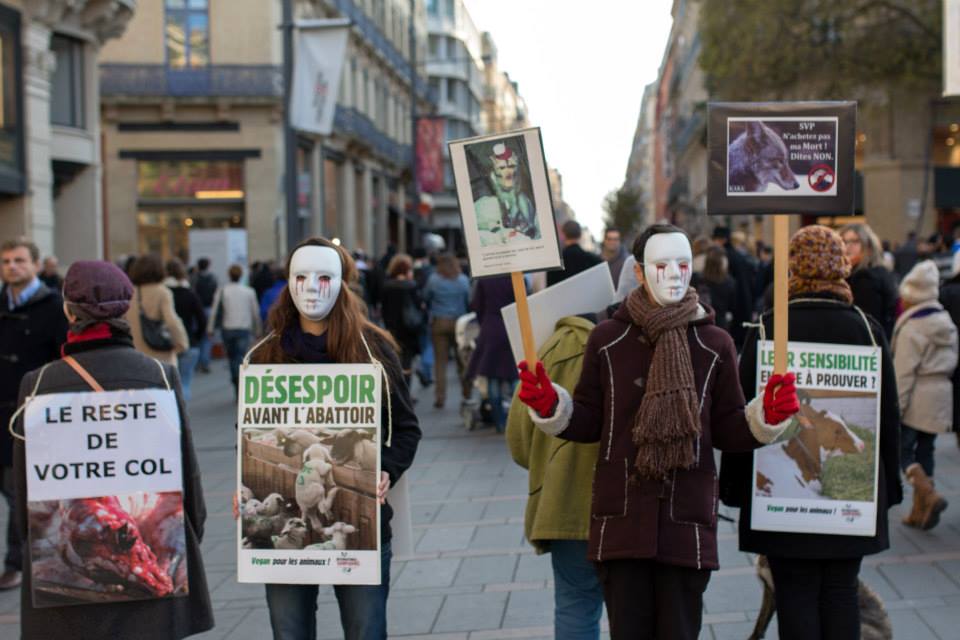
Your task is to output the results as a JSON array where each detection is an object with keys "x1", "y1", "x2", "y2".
[{"x1": 0, "y1": 217, "x2": 958, "y2": 639}]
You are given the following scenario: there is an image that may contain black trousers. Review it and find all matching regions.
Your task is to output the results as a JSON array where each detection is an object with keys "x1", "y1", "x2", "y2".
[
  {"x1": 596, "y1": 559, "x2": 710, "y2": 640},
  {"x1": 0, "y1": 466, "x2": 21, "y2": 571},
  {"x1": 767, "y1": 556, "x2": 862, "y2": 640}
]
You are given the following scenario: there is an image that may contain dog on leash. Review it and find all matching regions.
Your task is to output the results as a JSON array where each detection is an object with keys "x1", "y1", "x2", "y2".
[
  {"x1": 728, "y1": 121, "x2": 800, "y2": 193},
  {"x1": 749, "y1": 555, "x2": 892, "y2": 640}
]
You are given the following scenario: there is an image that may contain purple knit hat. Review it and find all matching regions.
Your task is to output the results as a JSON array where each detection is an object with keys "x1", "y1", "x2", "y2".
[{"x1": 63, "y1": 260, "x2": 134, "y2": 320}]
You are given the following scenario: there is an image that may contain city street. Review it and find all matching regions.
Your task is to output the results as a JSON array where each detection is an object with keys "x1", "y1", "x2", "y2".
[{"x1": 0, "y1": 360, "x2": 958, "y2": 638}]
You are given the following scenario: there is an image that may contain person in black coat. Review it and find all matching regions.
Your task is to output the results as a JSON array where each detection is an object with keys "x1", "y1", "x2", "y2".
[
  {"x1": 165, "y1": 258, "x2": 207, "y2": 402},
  {"x1": 379, "y1": 253, "x2": 423, "y2": 385},
  {"x1": 0, "y1": 239, "x2": 68, "y2": 589},
  {"x1": 690, "y1": 246, "x2": 738, "y2": 332},
  {"x1": 546, "y1": 220, "x2": 602, "y2": 288},
  {"x1": 711, "y1": 226, "x2": 754, "y2": 348},
  {"x1": 839, "y1": 223, "x2": 898, "y2": 341},
  {"x1": 720, "y1": 226, "x2": 901, "y2": 640},
  {"x1": 940, "y1": 270, "x2": 960, "y2": 447}
]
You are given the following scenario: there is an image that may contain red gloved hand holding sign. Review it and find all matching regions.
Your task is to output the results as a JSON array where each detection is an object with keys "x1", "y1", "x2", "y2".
[
  {"x1": 517, "y1": 360, "x2": 558, "y2": 418},
  {"x1": 763, "y1": 372, "x2": 800, "y2": 424}
]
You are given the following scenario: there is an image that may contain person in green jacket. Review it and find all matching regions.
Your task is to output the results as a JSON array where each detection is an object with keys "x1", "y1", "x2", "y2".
[{"x1": 506, "y1": 315, "x2": 603, "y2": 640}]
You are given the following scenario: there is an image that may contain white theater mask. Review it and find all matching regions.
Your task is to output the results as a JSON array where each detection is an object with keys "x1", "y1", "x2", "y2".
[
  {"x1": 640, "y1": 232, "x2": 693, "y2": 306},
  {"x1": 289, "y1": 245, "x2": 342, "y2": 321}
]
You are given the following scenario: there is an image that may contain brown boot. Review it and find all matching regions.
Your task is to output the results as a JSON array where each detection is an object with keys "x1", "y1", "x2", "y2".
[
  {"x1": 903, "y1": 463, "x2": 925, "y2": 527},
  {"x1": 906, "y1": 463, "x2": 948, "y2": 530}
]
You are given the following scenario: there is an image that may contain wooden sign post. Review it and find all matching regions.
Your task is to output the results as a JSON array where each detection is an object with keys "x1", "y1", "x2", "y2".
[
  {"x1": 772, "y1": 215, "x2": 790, "y2": 375},
  {"x1": 510, "y1": 272, "x2": 537, "y2": 371}
]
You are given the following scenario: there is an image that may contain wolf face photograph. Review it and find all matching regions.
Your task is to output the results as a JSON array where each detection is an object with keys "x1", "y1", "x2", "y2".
[
  {"x1": 727, "y1": 120, "x2": 800, "y2": 193},
  {"x1": 28, "y1": 491, "x2": 188, "y2": 607},
  {"x1": 464, "y1": 134, "x2": 541, "y2": 247},
  {"x1": 755, "y1": 390, "x2": 878, "y2": 502},
  {"x1": 240, "y1": 427, "x2": 378, "y2": 552}
]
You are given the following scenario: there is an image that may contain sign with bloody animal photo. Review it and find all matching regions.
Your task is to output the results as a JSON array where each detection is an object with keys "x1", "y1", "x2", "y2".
[{"x1": 24, "y1": 389, "x2": 186, "y2": 607}]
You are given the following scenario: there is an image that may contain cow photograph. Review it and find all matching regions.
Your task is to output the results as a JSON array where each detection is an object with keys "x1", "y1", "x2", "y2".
[{"x1": 754, "y1": 389, "x2": 878, "y2": 502}]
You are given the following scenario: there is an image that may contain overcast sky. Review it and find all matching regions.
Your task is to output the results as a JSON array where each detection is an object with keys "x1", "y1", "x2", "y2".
[{"x1": 463, "y1": 0, "x2": 674, "y2": 237}]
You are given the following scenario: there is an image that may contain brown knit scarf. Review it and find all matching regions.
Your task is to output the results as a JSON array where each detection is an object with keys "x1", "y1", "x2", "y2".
[{"x1": 624, "y1": 287, "x2": 702, "y2": 480}]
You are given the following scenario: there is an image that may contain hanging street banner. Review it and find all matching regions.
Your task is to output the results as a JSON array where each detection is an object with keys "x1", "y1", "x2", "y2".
[
  {"x1": 752, "y1": 341, "x2": 881, "y2": 537},
  {"x1": 947, "y1": 0, "x2": 960, "y2": 97},
  {"x1": 707, "y1": 102, "x2": 856, "y2": 216},
  {"x1": 24, "y1": 389, "x2": 187, "y2": 607},
  {"x1": 291, "y1": 23, "x2": 350, "y2": 135},
  {"x1": 448, "y1": 127, "x2": 563, "y2": 278},
  {"x1": 416, "y1": 117, "x2": 446, "y2": 194},
  {"x1": 237, "y1": 363, "x2": 382, "y2": 585}
]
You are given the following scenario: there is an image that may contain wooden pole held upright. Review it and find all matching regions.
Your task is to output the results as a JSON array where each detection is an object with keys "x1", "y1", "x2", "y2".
[
  {"x1": 510, "y1": 272, "x2": 537, "y2": 372},
  {"x1": 773, "y1": 215, "x2": 790, "y2": 375}
]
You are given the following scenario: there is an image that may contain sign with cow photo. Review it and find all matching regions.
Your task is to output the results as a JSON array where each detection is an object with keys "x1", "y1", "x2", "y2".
[
  {"x1": 707, "y1": 101, "x2": 856, "y2": 216},
  {"x1": 237, "y1": 363, "x2": 381, "y2": 585},
  {"x1": 24, "y1": 389, "x2": 187, "y2": 607},
  {"x1": 752, "y1": 341, "x2": 881, "y2": 537}
]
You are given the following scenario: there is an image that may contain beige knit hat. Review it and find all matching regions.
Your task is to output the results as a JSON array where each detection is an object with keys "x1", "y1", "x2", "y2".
[{"x1": 899, "y1": 260, "x2": 940, "y2": 305}]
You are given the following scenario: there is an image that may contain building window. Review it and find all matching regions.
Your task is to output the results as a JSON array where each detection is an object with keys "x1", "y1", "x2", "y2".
[
  {"x1": 165, "y1": 0, "x2": 209, "y2": 69},
  {"x1": 426, "y1": 0, "x2": 438, "y2": 16},
  {"x1": 0, "y1": 4, "x2": 23, "y2": 194},
  {"x1": 50, "y1": 34, "x2": 84, "y2": 128}
]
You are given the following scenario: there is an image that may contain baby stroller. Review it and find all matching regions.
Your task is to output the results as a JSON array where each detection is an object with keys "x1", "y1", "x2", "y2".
[{"x1": 455, "y1": 312, "x2": 495, "y2": 430}]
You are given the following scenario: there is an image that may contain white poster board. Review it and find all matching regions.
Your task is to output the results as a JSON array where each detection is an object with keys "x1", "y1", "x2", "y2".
[
  {"x1": 449, "y1": 128, "x2": 563, "y2": 278},
  {"x1": 25, "y1": 389, "x2": 187, "y2": 606},
  {"x1": 751, "y1": 341, "x2": 881, "y2": 536},
  {"x1": 188, "y1": 228, "x2": 249, "y2": 284},
  {"x1": 501, "y1": 262, "x2": 616, "y2": 363},
  {"x1": 946, "y1": 0, "x2": 960, "y2": 97},
  {"x1": 238, "y1": 364, "x2": 382, "y2": 585}
]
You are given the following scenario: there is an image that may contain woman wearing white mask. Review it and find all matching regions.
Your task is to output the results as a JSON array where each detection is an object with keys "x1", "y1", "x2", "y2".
[
  {"x1": 246, "y1": 237, "x2": 421, "y2": 640},
  {"x1": 515, "y1": 224, "x2": 799, "y2": 639}
]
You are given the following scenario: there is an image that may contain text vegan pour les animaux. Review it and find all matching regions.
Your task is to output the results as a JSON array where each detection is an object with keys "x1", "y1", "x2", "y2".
[{"x1": 242, "y1": 371, "x2": 378, "y2": 425}]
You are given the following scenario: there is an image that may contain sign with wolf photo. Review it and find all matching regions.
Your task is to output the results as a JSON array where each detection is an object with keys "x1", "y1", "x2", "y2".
[
  {"x1": 24, "y1": 388, "x2": 187, "y2": 607},
  {"x1": 448, "y1": 127, "x2": 562, "y2": 278},
  {"x1": 707, "y1": 102, "x2": 856, "y2": 216},
  {"x1": 237, "y1": 363, "x2": 382, "y2": 585},
  {"x1": 751, "y1": 340, "x2": 881, "y2": 537}
]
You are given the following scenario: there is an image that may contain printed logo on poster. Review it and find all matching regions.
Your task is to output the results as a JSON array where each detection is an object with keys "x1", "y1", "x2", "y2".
[
  {"x1": 752, "y1": 341, "x2": 881, "y2": 537},
  {"x1": 237, "y1": 363, "x2": 383, "y2": 585},
  {"x1": 24, "y1": 388, "x2": 188, "y2": 607}
]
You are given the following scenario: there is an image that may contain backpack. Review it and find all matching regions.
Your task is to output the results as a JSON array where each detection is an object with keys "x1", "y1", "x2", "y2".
[{"x1": 194, "y1": 272, "x2": 218, "y2": 307}]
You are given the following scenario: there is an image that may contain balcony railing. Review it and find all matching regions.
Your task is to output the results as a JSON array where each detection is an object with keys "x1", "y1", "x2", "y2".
[
  {"x1": 334, "y1": 106, "x2": 411, "y2": 167},
  {"x1": 100, "y1": 64, "x2": 283, "y2": 98}
]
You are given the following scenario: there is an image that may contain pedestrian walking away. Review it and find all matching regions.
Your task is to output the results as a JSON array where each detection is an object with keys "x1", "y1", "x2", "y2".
[
  {"x1": 11, "y1": 260, "x2": 212, "y2": 639},
  {"x1": 893, "y1": 260, "x2": 957, "y2": 530},
  {"x1": 191, "y1": 258, "x2": 218, "y2": 373},
  {"x1": 165, "y1": 258, "x2": 207, "y2": 402},
  {"x1": 126, "y1": 253, "x2": 189, "y2": 366},
  {"x1": 0, "y1": 239, "x2": 68, "y2": 591},
  {"x1": 208, "y1": 264, "x2": 261, "y2": 394},
  {"x1": 515, "y1": 224, "x2": 800, "y2": 639},
  {"x1": 243, "y1": 237, "x2": 421, "y2": 640},
  {"x1": 423, "y1": 254, "x2": 471, "y2": 409},
  {"x1": 379, "y1": 253, "x2": 423, "y2": 386},
  {"x1": 721, "y1": 225, "x2": 903, "y2": 640}
]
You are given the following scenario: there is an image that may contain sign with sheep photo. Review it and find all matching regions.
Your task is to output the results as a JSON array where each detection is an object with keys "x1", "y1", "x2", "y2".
[
  {"x1": 752, "y1": 341, "x2": 881, "y2": 537},
  {"x1": 236, "y1": 364, "x2": 381, "y2": 584}
]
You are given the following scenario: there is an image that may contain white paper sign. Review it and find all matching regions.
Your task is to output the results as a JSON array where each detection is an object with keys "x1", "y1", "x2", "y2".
[
  {"x1": 946, "y1": 0, "x2": 960, "y2": 97},
  {"x1": 238, "y1": 363, "x2": 382, "y2": 585},
  {"x1": 501, "y1": 262, "x2": 616, "y2": 363},
  {"x1": 25, "y1": 389, "x2": 183, "y2": 502}
]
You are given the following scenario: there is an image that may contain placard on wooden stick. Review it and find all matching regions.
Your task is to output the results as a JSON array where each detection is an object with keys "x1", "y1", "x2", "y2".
[
  {"x1": 448, "y1": 128, "x2": 564, "y2": 370},
  {"x1": 707, "y1": 101, "x2": 857, "y2": 373}
]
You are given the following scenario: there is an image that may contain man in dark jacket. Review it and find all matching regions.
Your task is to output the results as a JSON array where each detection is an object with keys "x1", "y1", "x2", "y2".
[
  {"x1": 0, "y1": 239, "x2": 67, "y2": 589},
  {"x1": 191, "y1": 257, "x2": 218, "y2": 373},
  {"x1": 546, "y1": 220, "x2": 603, "y2": 287},
  {"x1": 712, "y1": 226, "x2": 754, "y2": 347},
  {"x1": 516, "y1": 224, "x2": 799, "y2": 639}
]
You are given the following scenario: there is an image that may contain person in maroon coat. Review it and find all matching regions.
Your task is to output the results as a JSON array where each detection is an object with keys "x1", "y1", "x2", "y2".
[{"x1": 516, "y1": 223, "x2": 800, "y2": 639}]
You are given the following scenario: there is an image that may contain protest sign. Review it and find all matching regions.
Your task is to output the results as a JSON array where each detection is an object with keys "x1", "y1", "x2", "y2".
[
  {"x1": 501, "y1": 262, "x2": 616, "y2": 364},
  {"x1": 752, "y1": 341, "x2": 881, "y2": 537},
  {"x1": 237, "y1": 363, "x2": 381, "y2": 585},
  {"x1": 24, "y1": 389, "x2": 187, "y2": 607},
  {"x1": 448, "y1": 127, "x2": 562, "y2": 279}
]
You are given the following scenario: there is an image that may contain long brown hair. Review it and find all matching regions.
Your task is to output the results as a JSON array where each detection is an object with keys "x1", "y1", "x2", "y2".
[{"x1": 254, "y1": 237, "x2": 398, "y2": 365}]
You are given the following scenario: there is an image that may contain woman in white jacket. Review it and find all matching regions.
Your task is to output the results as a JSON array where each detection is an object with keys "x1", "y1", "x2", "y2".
[{"x1": 893, "y1": 260, "x2": 958, "y2": 530}]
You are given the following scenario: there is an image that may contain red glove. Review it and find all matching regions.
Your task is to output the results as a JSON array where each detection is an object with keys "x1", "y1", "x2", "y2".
[
  {"x1": 517, "y1": 360, "x2": 558, "y2": 418},
  {"x1": 763, "y1": 373, "x2": 800, "y2": 424}
]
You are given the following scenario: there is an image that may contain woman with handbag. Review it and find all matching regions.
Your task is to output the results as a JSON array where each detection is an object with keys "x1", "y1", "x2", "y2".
[
  {"x1": 125, "y1": 253, "x2": 188, "y2": 366},
  {"x1": 244, "y1": 237, "x2": 421, "y2": 639},
  {"x1": 379, "y1": 253, "x2": 423, "y2": 386}
]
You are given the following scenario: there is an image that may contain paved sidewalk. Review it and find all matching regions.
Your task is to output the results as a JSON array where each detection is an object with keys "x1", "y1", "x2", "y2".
[{"x1": 1, "y1": 360, "x2": 959, "y2": 638}]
